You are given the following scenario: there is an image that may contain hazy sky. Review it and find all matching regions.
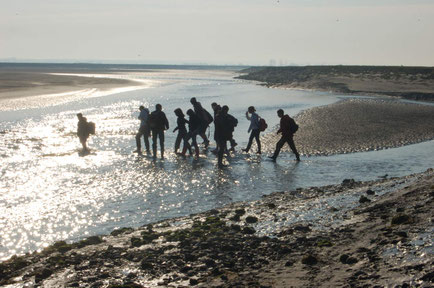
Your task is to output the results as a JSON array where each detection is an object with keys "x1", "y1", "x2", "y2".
[{"x1": 1, "y1": 0, "x2": 433, "y2": 66}]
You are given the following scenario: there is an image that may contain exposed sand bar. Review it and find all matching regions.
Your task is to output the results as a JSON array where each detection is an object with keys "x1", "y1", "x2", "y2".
[
  {"x1": 262, "y1": 98, "x2": 434, "y2": 156},
  {"x1": 0, "y1": 68, "x2": 150, "y2": 110}
]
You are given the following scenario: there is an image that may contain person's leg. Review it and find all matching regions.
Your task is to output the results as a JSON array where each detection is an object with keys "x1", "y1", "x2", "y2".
[
  {"x1": 159, "y1": 130, "x2": 165, "y2": 159},
  {"x1": 135, "y1": 127, "x2": 144, "y2": 153},
  {"x1": 143, "y1": 125, "x2": 150, "y2": 153},
  {"x1": 200, "y1": 125, "x2": 209, "y2": 147},
  {"x1": 287, "y1": 136, "x2": 300, "y2": 161},
  {"x1": 244, "y1": 131, "x2": 255, "y2": 152},
  {"x1": 271, "y1": 136, "x2": 286, "y2": 159},
  {"x1": 217, "y1": 139, "x2": 225, "y2": 167},
  {"x1": 181, "y1": 132, "x2": 191, "y2": 155},
  {"x1": 192, "y1": 135, "x2": 199, "y2": 157},
  {"x1": 174, "y1": 133, "x2": 182, "y2": 153},
  {"x1": 152, "y1": 130, "x2": 158, "y2": 158},
  {"x1": 254, "y1": 130, "x2": 261, "y2": 153}
]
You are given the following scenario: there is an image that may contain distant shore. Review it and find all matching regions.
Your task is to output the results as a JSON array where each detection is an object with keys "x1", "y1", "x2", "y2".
[
  {"x1": 1, "y1": 169, "x2": 432, "y2": 287},
  {"x1": 237, "y1": 66, "x2": 434, "y2": 101}
]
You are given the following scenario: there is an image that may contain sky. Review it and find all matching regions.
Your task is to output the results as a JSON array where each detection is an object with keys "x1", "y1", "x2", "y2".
[{"x1": 1, "y1": 0, "x2": 433, "y2": 66}]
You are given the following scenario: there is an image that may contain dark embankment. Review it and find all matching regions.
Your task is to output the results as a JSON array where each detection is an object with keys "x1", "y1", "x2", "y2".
[{"x1": 237, "y1": 66, "x2": 434, "y2": 101}]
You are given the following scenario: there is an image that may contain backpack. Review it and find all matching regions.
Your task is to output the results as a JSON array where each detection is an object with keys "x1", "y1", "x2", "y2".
[
  {"x1": 87, "y1": 122, "x2": 96, "y2": 135},
  {"x1": 289, "y1": 117, "x2": 299, "y2": 134},
  {"x1": 259, "y1": 118, "x2": 268, "y2": 132},
  {"x1": 204, "y1": 109, "x2": 213, "y2": 125}
]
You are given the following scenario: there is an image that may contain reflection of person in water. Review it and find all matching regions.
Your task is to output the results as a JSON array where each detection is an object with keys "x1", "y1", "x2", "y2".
[
  {"x1": 77, "y1": 113, "x2": 90, "y2": 152},
  {"x1": 149, "y1": 104, "x2": 169, "y2": 159},
  {"x1": 269, "y1": 109, "x2": 300, "y2": 162},
  {"x1": 135, "y1": 105, "x2": 150, "y2": 155}
]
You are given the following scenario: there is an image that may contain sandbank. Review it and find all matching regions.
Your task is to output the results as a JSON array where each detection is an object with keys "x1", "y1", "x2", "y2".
[{"x1": 261, "y1": 98, "x2": 434, "y2": 156}]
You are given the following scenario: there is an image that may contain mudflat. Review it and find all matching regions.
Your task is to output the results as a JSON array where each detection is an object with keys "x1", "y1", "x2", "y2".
[
  {"x1": 0, "y1": 67, "x2": 139, "y2": 101},
  {"x1": 262, "y1": 98, "x2": 434, "y2": 156}
]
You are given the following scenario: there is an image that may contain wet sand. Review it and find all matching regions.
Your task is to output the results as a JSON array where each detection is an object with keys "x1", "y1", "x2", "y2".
[
  {"x1": 1, "y1": 169, "x2": 432, "y2": 287},
  {"x1": 0, "y1": 69, "x2": 141, "y2": 101},
  {"x1": 262, "y1": 98, "x2": 434, "y2": 156}
]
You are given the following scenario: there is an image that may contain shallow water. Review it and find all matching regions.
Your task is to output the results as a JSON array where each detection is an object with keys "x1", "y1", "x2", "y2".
[{"x1": 0, "y1": 69, "x2": 433, "y2": 260}]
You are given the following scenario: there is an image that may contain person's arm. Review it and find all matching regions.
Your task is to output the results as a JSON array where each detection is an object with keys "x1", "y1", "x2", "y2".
[
  {"x1": 164, "y1": 114, "x2": 169, "y2": 130},
  {"x1": 245, "y1": 111, "x2": 251, "y2": 121}
]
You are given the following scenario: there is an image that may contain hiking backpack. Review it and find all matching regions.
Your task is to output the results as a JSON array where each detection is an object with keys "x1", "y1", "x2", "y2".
[
  {"x1": 288, "y1": 117, "x2": 299, "y2": 134},
  {"x1": 259, "y1": 118, "x2": 268, "y2": 132}
]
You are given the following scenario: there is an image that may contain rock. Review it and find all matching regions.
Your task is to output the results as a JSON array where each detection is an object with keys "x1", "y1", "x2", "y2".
[
  {"x1": 189, "y1": 278, "x2": 199, "y2": 285},
  {"x1": 301, "y1": 255, "x2": 318, "y2": 265},
  {"x1": 294, "y1": 225, "x2": 311, "y2": 232},
  {"x1": 245, "y1": 216, "x2": 258, "y2": 224},
  {"x1": 340, "y1": 254, "x2": 357, "y2": 264},
  {"x1": 140, "y1": 260, "x2": 153, "y2": 270},
  {"x1": 242, "y1": 227, "x2": 256, "y2": 235},
  {"x1": 235, "y1": 208, "x2": 246, "y2": 216},
  {"x1": 359, "y1": 196, "x2": 371, "y2": 203},
  {"x1": 394, "y1": 231, "x2": 408, "y2": 238},
  {"x1": 285, "y1": 261, "x2": 293, "y2": 267},
  {"x1": 35, "y1": 268, "x2": 53, "y2": 283},
  {"x1": 267, "y1": 203, "x2": 277, "y2": 209},
  {"x1": 366, "y1": 189, "x2": 375, "y2": 195},
  {"x1": 396, "y1": 207, "x2": 405, "y2": 213},
  {"x1": 229, "y1": 214, "x2": 241, "y2": 222},
  {"x1": 391, "y1": 214, "x2": 410, "y2": 225},
  {"x1": 110, "y1": 227, "x2": 134, "y2": 236},
  {"x1": 420, "y1": 270, "x2": 434, "y2": 282},
  {"x1": 340, "y1": 254, "x2": 349, "y2": 264},
  {"x1": 342, "y1": 179, "x2": 355, "y2": 186}
]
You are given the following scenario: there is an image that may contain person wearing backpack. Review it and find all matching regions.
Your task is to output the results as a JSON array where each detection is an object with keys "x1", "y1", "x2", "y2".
[
  {"x1": 190, "y1": 97, "x2": 212, "y2": 148},
  {"x1": 269, "y1": 109, "x2": 300, "y2": 162},
  {"x1": 76, "y1": 113, "x2": 92, "y2": 152},
  {"x1": 215, "y1": 105, "x2": 233, "y2": 167},
  {"x1": 135, "y1": 105, "x2": 150, "y2": 155},
  {"x1": 225, "y1": 106, "x2": 238, "y2": 152},
  {"x1": 149, "y1": 104, "x2": 169, "y2": 159},
  {"x1": 242, "y1": 106, "x2": 261, "y2": 154}
]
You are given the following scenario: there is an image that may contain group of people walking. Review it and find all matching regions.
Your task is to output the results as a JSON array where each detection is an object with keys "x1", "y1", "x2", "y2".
[{"x1": 77, "y1": 97, "x2": 300, "y2": 167}]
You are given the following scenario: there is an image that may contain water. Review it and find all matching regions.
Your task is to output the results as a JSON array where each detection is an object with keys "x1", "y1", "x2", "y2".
[{"x1": 0, "y1": 68, "x2": 433, "y2": 260}]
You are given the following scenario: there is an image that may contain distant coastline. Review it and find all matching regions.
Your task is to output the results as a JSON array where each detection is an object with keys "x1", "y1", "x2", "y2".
[{"x1": 237, "y1": 66, "x2": 434, "y2": 101}]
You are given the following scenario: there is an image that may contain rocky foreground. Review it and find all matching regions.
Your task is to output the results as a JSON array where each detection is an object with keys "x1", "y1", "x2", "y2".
[{"x1": 1, "y1": 169, "x2": 433, "y2": 287}]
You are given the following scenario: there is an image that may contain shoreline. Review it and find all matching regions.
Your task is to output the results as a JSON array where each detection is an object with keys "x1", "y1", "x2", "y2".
[{"x1": 1, "y1": 169, "x2": 432, "y2": 287}]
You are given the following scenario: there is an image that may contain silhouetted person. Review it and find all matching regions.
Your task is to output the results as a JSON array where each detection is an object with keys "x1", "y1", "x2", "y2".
[
  {"x1": 77, "y1": 113, "x2": 91, "y2": 152},
  {"x1": 149, "y1": 104, "x2": 169, "y2": 159},
  {"x1": 269, "y1": 109, "x2": 300, "y2": 162},
  {"x1": 215, "y1": 105, "x2": 233, "y2": 167},
  {"x1": 186, "y1": 109, "x2": 200, "y2": 157},
  {"x1": 190, "y1": 97, "x2": 212, "y2": 148},
  {"x1": 225, "y1": 106, "x2": 238, "y2": 152},
  {"x1": 242, "y1": 106, "x2": 261, "y2": 154},
  {"x1": 173, "y1": 108, "x2": 191, "y2": 156},
  {"x1": 135, "y1": 105, "x2": 150, "y2": 155},
  {"x1": 211, "y1": 102, "x2": 222, "y2": 153}
]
